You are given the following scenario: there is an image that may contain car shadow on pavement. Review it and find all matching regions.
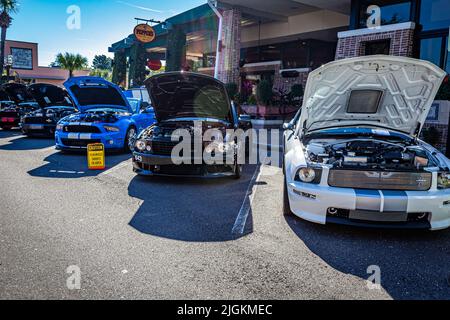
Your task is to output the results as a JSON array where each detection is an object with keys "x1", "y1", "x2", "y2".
[
  {"x1": 0, "y1": 132, "x2": 56, "y2": 151},
  {"x1": 127, "y1": 166, "x2": 256, "y2": 242},
  {"x1": 286, "y1": 217, "x2": 450, "y2": 299},
  {"x1": 27, "y1": 151, "x2": 131, "y2": 179}
]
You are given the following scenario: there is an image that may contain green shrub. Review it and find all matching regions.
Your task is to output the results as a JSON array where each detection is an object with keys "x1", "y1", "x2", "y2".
[
  {"x1": 247, "y1": 95, "x2": 257, "y2": 105},
  {"x1": 256, "y1": 80, "x2": 273, "y2": 105},
  {"x1": 225, "y1": 83, "x2": 239, "y2": 101}
]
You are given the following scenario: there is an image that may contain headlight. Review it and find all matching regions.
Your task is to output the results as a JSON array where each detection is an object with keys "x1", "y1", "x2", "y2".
[
  {"x1": 296, "y1": 167, "x2": 322, "y2": 184},
  {"x1": 135, "y1": 140, "x2": 147, "y2": 152},
  {"x1": 104, "y1": 125, "x2": 120, "y2": 132},
  {"x1": 438, "y1": 172, "x2": 450, "y2": 189}
]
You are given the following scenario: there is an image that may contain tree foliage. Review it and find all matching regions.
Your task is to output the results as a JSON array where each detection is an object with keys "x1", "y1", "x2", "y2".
[
  {"x1": 55, "y1": 52, "x2": 88, "y2": 78},
  {"x1": 92, "y1": 55, "x2": 113, "y2": 70}
]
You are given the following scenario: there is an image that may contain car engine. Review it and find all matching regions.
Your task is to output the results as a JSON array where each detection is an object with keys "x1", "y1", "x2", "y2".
[{"x1": 306, "y1": 139, "x2": 436, "y2": 171}]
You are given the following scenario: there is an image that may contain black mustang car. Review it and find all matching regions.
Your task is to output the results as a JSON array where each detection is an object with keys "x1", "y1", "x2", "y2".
[
  {"x1": 132, "y1": 72, "x2": 252, "y2": 179},
  {"x1": 21, "y1": 83, "x2": 76, "y2": 137},
  {"x1": 0, "y1": 83, "x2": 39, "y2": 130}
]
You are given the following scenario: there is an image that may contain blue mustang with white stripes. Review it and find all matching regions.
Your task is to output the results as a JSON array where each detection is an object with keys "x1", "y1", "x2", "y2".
[{"x1": 55, "y1": 77, "x2": 156, "y2": 152}]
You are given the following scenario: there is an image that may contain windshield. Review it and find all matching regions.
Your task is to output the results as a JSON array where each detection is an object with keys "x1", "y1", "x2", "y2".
[{"x1": 127, "y1": 98, "x2": 140, "y2": 114}]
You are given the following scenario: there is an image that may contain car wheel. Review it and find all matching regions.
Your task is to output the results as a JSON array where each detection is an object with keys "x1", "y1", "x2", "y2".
[
  {"x1": 124, "y1": 126, "x2": 137, "y2": 153},
  {"x1": 283, "y1": 175, "x2": 293, "y2": 216}
]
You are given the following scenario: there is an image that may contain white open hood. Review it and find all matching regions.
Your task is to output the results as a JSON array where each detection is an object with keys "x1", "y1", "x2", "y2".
[{"x1": 299, "y1": 55, "x2": 446, "y2": 137}]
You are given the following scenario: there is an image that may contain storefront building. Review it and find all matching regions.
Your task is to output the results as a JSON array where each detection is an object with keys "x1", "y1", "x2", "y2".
[
  {"x1": 110, "y1": 0, "x2": 450, "y2": 89},
  {"x1": 4, "y1": 40, "x2": 89, "y2": 86}
]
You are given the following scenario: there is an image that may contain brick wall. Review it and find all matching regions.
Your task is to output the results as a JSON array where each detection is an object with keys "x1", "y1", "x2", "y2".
[{"x1": 335, "y1": 23, "x2": 415, "y2": 60}]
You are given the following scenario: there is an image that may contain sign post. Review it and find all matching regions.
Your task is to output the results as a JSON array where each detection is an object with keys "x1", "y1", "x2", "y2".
[{"x1": 87, "y1": 143, "x2": 105, "y2": 170}]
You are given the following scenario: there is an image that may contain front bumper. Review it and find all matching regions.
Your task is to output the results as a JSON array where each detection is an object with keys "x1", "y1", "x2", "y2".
[
  {"x1": 132, "y1": 152, "x2": 235, "y2": 177},
  {"x1": 287, "y1": 181, "x2": 450, "y2": 230},
  {"x1": 21, "y1": 123, "x2": 56, "y2": 136},
  {"x1": 55, "y1": 130, "x2": 125, "y2": 150}
]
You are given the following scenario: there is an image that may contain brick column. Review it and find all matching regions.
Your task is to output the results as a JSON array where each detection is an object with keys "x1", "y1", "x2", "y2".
[
  {"x1": 335, "y1": 22, "x2": 416, "y2": 60},
  {"x1": 217, "y1": 8, "x2": 241, "y2": 85}
]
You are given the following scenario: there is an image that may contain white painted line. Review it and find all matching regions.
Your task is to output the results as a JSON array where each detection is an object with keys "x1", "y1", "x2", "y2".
[
  {"x1": 99, "y1": 160, "x2": 131, "y2": 176},
  {"x1": 49, "y1": 170, "x2": 85, "y2": 174},
  {"x1": 231, "y1": 165, "x2": 263, "y2": 236}
]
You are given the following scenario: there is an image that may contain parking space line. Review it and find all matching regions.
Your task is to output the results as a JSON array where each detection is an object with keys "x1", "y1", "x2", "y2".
[{"x1": 231, "y1": 165, "x2": 262, "y2": 236}]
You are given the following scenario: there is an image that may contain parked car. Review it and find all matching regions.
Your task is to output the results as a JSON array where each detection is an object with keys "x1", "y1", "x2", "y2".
[
  {"x1": 283, "y1": 55, "x2": 450, "y2": 231},
  {"x1": 127, "y1": 98, "x2": 157, "y2": 133},
  {"x1": 132, "y1": 72, "x2": 250, "y2": 178},
  {"x1": 21, "y1": 83, "x2": 76, "y2": 137},
  {"x1": 0, "y1": 83, "x2": 39, "y2": 130},
  {"x1": 55, "y1": 77, "x2": 156, "y2": 152}
]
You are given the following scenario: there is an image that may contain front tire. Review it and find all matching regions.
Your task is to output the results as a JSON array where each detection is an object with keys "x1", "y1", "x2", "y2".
[
  {"x1": 124, "y1": 126, "x2": 137, "y2": 153},
  {"x1": 233, "y1": 158, "x2": 242, "y2": 180}
]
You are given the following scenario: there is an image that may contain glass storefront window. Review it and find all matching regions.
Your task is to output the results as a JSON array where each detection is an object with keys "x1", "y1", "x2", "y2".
[
  {"x1": 420, "y1": 0, "x2": 450, "y2": 31},
  {"x1": 445, "y1": 36, "x2": 450, "y2": 74},
  {"x1": 359, "y1": 1, "x2": 412, "y2": 28},
  {"x1": 420, "y1": 37, "x2": 443, "y2": 66}
]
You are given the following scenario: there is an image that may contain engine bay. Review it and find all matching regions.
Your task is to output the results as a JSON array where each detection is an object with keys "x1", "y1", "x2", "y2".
[{"x1": 306, "y1": 139, "x2": 437, "y2": 171}]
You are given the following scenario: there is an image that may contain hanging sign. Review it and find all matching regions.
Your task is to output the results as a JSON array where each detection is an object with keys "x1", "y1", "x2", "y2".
[
  {"x1": 134, "y1": 24, "x2": 156, "y2": 43},
  {"x1": 147, "y1": 60, "x2": 162, "y2": 71}
]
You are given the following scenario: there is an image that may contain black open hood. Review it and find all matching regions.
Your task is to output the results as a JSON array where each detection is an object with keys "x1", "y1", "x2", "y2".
[
  {"x1": 28, "y1": 83, "x2": 73, "y2": 108},
  {"x1": 1, "y1": 83, "x2": 34, "y2": 104},
  {"x1": 145, "y1": 72, "x2": 231, "y2": 122},
  {"x1": 0, "y1": 88, "x2": 11, "y2": 101}
]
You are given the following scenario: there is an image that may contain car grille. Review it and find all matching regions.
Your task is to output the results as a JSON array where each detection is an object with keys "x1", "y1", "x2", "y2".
[
  {"x1": 64, "y1": 125, "x2": 101, "y2": 133},
  {"x1": 23, "y1": 117, "x2": 49, "y2": 124},
  {"x1": 328, "y1": 170, "x2": 432, "y2": 191},
  {"x1": 61, "y1": 139, "x2": 101, "y2": 147},
  {"x1": 151, "y1": 140, "x2": 180, "y2": 156}
]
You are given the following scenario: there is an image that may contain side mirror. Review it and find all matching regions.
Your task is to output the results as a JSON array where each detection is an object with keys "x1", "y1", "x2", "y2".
[
  {"x1": 283, "y1": 122, "x2": 294, "y2": 131},
  {"x1": 140, "y1": 102, "x2": 150, "y2": 111},
  {"x1": 142, "y1": 106, "x2": 153, "y2": 114}
]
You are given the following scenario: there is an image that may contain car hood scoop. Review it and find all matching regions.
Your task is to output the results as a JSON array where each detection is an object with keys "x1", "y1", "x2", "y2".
[{"x1": 300, "y1": 55, "x2": 446, "y2": 137}]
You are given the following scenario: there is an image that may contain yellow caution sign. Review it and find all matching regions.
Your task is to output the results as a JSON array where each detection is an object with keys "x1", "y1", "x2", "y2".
[{"x1": 87, "y1": 143, "x2": 105, "y2": 170}]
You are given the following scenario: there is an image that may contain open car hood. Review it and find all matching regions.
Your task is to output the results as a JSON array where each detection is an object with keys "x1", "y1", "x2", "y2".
[
  {"x1": 144, "y1": 72, "x2": 231, "y2": 123},
  {"x1": 28, "y1": 83, "x2": 73, "y2": 108},
  {"x1": 300, "y1": 55, "x2": 446, "y2": 137},
  {"x1": 1, "y1": 83, "x2": 34, "y2": 104},
  {"x1": 64, "y1": 77, "x2": 131, "y2": 113}
]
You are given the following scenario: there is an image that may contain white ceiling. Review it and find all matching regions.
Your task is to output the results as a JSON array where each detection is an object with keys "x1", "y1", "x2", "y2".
[{"x1": 218, "y1": 0, "x2": 351, "y2": 17}]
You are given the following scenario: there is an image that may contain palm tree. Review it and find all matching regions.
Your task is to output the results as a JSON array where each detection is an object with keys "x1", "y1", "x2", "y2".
[
  {"x1": 55, "y1": 52, "x2": 88, "y2": 78},
  {"x1": 0, "y1": 0, "x2": 18, "y2": 80}
]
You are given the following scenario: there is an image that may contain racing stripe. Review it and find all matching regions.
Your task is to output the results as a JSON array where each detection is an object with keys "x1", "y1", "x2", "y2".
[
  {"x1": 354, "y1": 189, "x2": 381, "y2": 211},
  {"x1": 381, "y1": 190, "x2": 408, "y2": 212},
  {"x1": 67, "y1": 133, "x2": 79, "y2": 139}
]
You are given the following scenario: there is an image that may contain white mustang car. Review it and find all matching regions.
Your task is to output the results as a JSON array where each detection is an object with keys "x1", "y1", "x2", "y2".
[{"x1": 283, "y1": 55, "x2": 450, "y2": 230}]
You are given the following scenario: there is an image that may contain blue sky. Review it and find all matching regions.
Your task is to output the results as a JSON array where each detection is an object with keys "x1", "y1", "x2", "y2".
[{"x1": 7, "y1": 0, "x2": 205, "y2": 67}]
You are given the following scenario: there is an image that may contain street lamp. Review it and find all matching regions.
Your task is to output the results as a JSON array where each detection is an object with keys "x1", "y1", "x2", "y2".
[{"x1": 4, "y1": 55, "x2": 13, "y2": 82}]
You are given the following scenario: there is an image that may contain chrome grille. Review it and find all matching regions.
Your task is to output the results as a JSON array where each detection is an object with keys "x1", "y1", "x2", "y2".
[{"x1": 328, "y1": 170, "x2": 432, "y2": 191}]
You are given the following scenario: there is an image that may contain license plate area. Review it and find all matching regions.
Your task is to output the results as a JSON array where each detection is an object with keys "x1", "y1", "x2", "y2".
[
  {"x1": 29, "y1": 124, "x2": 44, "y2": 130},
  {"x1": 349, "y1": 210, "x2": 408, "y2": 222}
]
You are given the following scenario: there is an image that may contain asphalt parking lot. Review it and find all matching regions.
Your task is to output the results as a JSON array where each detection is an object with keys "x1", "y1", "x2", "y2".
[{"x1": 1, "y1": 129, "x2": 450, "y2": 300}]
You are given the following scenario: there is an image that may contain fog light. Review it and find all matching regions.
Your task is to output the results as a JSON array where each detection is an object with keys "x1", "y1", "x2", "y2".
[
  {"x1": 109, "y1": 140, "x2": 114, "y2": 145},
  {"x1": 298, "y1": 167, "x2": 316, "y2": 183},
  {"x1": 327, "y1": 208, "x2": 338, "y2": 215},
  {"x1": 146, "y1": 145, "x2": 152, "y2": 152}
]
